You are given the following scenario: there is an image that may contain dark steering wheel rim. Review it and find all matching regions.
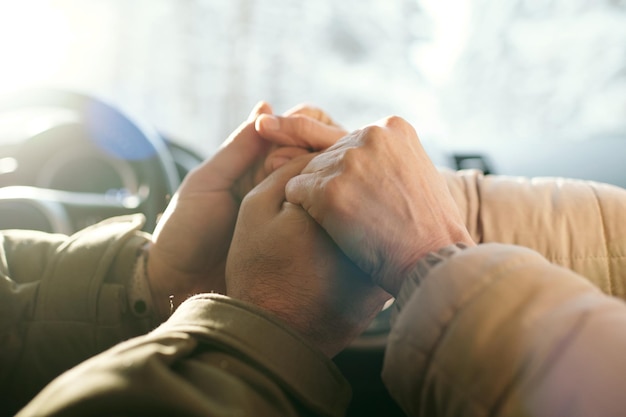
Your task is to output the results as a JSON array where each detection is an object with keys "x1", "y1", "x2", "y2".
[{"x1": 0, "y1": 89, "x2": 180, "y2": 231}]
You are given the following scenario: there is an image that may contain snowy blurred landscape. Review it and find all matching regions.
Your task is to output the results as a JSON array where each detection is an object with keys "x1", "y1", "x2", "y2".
[{"x1": 0, "y1": 0, "x2": 624, "y2": 162}]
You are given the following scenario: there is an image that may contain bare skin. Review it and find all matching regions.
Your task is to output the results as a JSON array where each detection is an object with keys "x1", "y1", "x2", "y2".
[
  {"x1": 275, "y1": 115, "x2": 476, "y2": 297},
  {"x1": 226, "y1": 154, "x2": 390, "y2": 358},
  {"x1": 146, "y1": 103, "x2": 344, "y2": 321}
]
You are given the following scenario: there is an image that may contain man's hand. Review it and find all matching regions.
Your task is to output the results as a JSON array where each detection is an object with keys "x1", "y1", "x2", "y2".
[
  {"x1": 285, "y1": 116, "x2": 475, "y2": 297},
  {"x1": 145, "y1": 103, "x2": 344, "y2": 321},
  {"x1": 226, "y1": 155, "x2": 390, "y2": 358}
]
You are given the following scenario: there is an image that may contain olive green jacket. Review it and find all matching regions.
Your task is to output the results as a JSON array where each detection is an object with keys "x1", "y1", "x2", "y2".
[
  {"x1": 0, "y1": 215, "x2": 153, "y2": 415},
  {"x1": 2, "y1": 215, "x2": 350, "y2": 417}
]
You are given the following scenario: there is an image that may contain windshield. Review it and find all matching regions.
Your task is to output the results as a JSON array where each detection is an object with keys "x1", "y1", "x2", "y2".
[{"x1": 0, "y1": 0, "x2": 624, "y2": 159}]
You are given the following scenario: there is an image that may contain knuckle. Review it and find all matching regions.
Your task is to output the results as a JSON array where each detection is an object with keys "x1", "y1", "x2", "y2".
[
  {"x1": 361, "y1": 116, "x2": 419, "y2": 148},
  {"x1": 388, "y1": 116, "x2": 417, "y2": 137},
  {"x1": 341, "y1": 147, "x2": 365, "y2": 170},
  {"x1": 381, "y1": 115, "x2": 415, "y2": 136},
  {"x1": 359, "y1": 125, "x2": 388, "y2": 150},
  {"x1": 360, "y1": 125, "x2": 384, "y2": 141},
  {"x1": 382, "y1": 115, "x2": 405, "y2": 128}
]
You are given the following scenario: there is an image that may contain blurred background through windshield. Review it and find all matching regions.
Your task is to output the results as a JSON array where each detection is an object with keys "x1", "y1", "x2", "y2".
[{"x1": 0, "y1": 0, "x2": 624, "y2": 163}]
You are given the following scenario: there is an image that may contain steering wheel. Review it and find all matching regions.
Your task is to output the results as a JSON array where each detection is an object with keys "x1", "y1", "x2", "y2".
[{"x1": 0, "y1": 89, "x2": 180, "y2": 233}]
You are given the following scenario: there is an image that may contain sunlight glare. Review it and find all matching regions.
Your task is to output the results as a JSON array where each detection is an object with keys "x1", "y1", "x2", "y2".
[
  {"x1": 409, "y1": 0, "x2": 472, "y2": 85},
  {"x1": 0, "y1": 2, "x2": 71, "y2": 94}
]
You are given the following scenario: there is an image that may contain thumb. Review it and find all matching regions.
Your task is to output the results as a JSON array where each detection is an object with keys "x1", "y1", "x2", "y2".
[{"x1": 201, "y1": 102, "x2": 273, "y2": 185}]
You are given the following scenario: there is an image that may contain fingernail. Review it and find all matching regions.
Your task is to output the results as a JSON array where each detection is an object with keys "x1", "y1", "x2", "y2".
[{"x1": 258, "y1": 115, "x2": 280, "y2": 131}]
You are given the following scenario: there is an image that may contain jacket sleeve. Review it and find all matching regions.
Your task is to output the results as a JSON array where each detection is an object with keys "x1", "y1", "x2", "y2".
[
  {"x1": 0, "y1": 215, "x2": 154, "y2": 415},
  {"x1": 442, "y1": 169, "x2": 626, "y2": 299},
  {"x1": 16, "y1": 294, "x2": 352, "y2": 417},
  {"x1": 383, "y1": 243, "x2": 626, "y2": 417}
]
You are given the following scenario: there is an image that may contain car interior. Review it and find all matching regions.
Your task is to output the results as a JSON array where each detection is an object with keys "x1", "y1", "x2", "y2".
[{"x1": 0, "y1": 1, "x2": 624, "y2": 416}]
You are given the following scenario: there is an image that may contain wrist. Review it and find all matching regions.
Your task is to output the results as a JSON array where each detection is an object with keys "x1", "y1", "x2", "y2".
[
  {"x1": 391, "y1": 243, "x2": 470, "y2": 320},
  {"x1": 381, "y1": 230, "x2": 476, "y2": 297},
  {"x1": 140, "y1": 245, "x2": 168, "y2": 323},
  {"x1": 142, "y1": 243, "x2": 180, "y2": 323}
]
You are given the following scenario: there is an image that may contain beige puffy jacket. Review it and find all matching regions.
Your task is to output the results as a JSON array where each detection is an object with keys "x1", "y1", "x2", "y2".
[{"x1": 383, "y1": 169, "x2": 626, "y2": 417}]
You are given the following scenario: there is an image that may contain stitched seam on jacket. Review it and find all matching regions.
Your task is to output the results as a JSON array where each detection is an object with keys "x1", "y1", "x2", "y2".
[{"x1": 590, "y1": 185, "x2": 613, "y2": 296}]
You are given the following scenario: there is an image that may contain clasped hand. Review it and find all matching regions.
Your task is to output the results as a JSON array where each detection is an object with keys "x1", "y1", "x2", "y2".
[
  {"x1": 227, "y1": 114, "x2": 474, "y2": 356},
  {"x1": 226, "y1": 154, "x2": 389, "y2": 357},
  {"x1": 144, "y1": 102, "x2": 474, "y2": 357},
  {"x1": 145, "y1": 102, "x2": 346, "y2": 321}
]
